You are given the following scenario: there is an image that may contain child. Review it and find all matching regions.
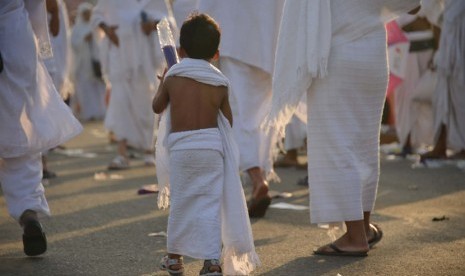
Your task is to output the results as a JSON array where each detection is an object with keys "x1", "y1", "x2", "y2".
[{"x1": 153, "y1": 13, "x2": 260, "y2": 276}]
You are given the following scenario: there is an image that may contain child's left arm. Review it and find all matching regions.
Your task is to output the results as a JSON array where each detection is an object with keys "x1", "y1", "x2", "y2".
[{"x1": 153, "y1": 75, "x2": 170, "y2": 114}]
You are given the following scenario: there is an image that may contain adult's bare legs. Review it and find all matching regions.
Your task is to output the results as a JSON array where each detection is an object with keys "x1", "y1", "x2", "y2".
[
  {"x1": 247, "y1": 166, "x2": 272, "y2": 218},
  {"x1": 420, "y1": 124, "x2": 447, "y2": 161},
  {"x1": 247, "y1": 166, "x2": 269, "y2": 200}
]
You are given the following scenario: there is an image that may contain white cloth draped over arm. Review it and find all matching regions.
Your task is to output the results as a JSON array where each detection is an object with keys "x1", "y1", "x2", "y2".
[
  {"x1": 265, "y1": 0, "x2": 420, "y2": 136},
  {"x1": 24, "y1": 0, "x2": 52, "y2": 59},
  {"x1": 264, "y1": 0, "x2": 331, "y2": 136}
]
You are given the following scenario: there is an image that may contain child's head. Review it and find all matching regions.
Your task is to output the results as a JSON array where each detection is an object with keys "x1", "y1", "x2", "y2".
[{"x1": 180, "y1": 13, "x2": 221, "y2": 60}]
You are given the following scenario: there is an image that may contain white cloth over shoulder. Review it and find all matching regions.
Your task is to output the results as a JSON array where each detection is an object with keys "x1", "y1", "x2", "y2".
[
  {"x1": 266, "y1": 0, "x2": 421, "y2": 134},
  {"x1": 156, "y1": 58, "x2": 259, "y2": 275},
  {"x1": 265, "y1": 0, "x2": 331, "y2": 135}
]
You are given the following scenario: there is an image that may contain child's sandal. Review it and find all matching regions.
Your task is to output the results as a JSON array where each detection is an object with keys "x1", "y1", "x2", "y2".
[
  {"x1": 159, "y1": 255, "x2": 184, "y2": 276},
  {"x1": 199, "y1": 259, "x2": 222, "y2": 276}
]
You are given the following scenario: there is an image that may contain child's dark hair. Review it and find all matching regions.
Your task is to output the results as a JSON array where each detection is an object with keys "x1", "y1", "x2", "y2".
[{"x1": 180, "y1": 13, "x2": 221, "y2": 60}]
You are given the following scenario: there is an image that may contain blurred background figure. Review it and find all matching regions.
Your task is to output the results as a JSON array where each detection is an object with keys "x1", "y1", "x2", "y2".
[
  {"x1": 0, "y1": 0, "x2": 82, "y2": 256},
  {"x1": 274, "y1": 111, "x2": 307, "y2": 169},
  {"x1": 42, "y1": 0, "x2": 74, "y2": 179},
  {"x1": 71, "y1": 2, "x2": 106, "y2": 121},
  {"x1": 421, "y1": 0, "x2": 465, "y2": 161},
  {"x1": 199, "y1": 0, "x2": 285, "y2": 218},
  {"x1": 45, "y1": 0, "x2": 73, "y2": 102},
  {"x1": 91, "y1": 0, "x2": 171, "y2": 170},
  {"x1": 393, "y1": 0, "x2": 443, "y2": 157},
  {"x1": 171, "y1": 0, "x2": 199, "y2": 28}
]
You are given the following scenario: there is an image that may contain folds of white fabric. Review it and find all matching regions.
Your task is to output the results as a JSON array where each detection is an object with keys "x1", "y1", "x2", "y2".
[
  {"x1": 155, "y1": 58, "x2": 259, "y2": 275},
  {"x1": 0, "y1": 0, "x2": 82, "y2": 158}
]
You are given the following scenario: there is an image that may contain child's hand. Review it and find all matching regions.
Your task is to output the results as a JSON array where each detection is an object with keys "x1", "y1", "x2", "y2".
[{"x1": 158, "y1": 68, "x2": 168, "y2": 81}]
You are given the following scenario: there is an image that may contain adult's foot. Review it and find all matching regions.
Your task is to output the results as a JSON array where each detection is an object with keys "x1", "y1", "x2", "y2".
[
  {"x1": 108, "y1": 155, "x2": 129, "y2": 170},
  {"x1": 199, "y1": 259, "x2": 222, "y2": 276},
  {"x1": 274, "y1": 157, "x2": 299, "y2": 168},
  {"x1": 449, "y1": 150, "x2": 465, "y2": 160},
  {"x1": 249, "y1": 180, "x2": 271, "y2": 218},
  {"x1": 314, "y1": 233, "x2": 369, "y2": 257},
  {"x1": 19, "y1": 210, "x2": 47, "y2": 256},
  {"x1": 42, "y1": 169, "x2": 57, "y2": 179},
  {"x1": 366, "y1": 223, "x2": 383, "y2": 248},
  {"x1": 420, "y1": 149, "x2": 447, "y2": 162}
]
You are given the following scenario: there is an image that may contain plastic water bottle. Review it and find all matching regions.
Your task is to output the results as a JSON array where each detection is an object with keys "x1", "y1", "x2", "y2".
[{"x1": 157, "y1": 17, "x2": 179, "y2": 68}]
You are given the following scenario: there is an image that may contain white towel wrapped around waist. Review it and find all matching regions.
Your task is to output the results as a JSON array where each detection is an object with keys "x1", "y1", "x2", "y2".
[{"x1": 168, "y1": 128, "x2": 223, "y2": 153}]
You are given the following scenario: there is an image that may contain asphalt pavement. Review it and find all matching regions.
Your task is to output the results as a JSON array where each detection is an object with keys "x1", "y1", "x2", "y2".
[{"x1": 1, "y1": 120, "x2": 464, "y2": 276}]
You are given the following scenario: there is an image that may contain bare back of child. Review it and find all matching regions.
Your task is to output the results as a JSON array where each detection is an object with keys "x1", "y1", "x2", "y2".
[{"x1": 162, "y1": 76, "x2": 231, "y2": 133}]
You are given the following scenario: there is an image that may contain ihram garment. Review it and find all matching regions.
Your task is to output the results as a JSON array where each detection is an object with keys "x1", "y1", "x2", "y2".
[
  {"x1": 0, "y1": 0, "x2": 82, "y2": 219},
  {"x1": 394, "y1": 11, "x2": 439, "y2": 149},
  {"x1": 432, "y1": 0, "x2": 465, "y2": 151},
  {"x1": 198, "y1": 0, "x2": 285, "y2": 180},
  {"x1": 156, "y1": 58, "x2": 260, "y2": 275},
  {"x1": 268, "y1": 0, "x2": 420, "y2": 224},
  {"x1": 43, "y1": 0, "x2": 73, "y2": 99},
  {"x1": 91, "y1": 0, "x2": 169, "y2": 150},
  {"x1": 71, "y1": 3, "x2": 106, "y2": 121}
]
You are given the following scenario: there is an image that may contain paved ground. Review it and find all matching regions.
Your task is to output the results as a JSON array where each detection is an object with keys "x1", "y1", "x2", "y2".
[{"x1": 1, "y1": 121, "x2": 464, "y2": 276}]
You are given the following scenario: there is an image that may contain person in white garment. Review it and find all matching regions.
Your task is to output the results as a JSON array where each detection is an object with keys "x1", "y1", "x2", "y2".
[
  {"x1": 153, "y1": 14, "x2": 259, "y2": 276},
  {"x1": 171, "y1": 0, "x2": 199, "y2": 28},
  {"x1": 0, "y1": 0, "x2": 82, "y2": 256},
  {"x1": 394, "y1": 1, "x2": 443, "y2": 157},
  {"x1": 198, "y1": 0, "x2": 285, "y2": 218},
  {"x1": 267, "y1": 0, "x2": 420, "y2": 256},
  {"x1": 44, "y1": 0, "x2": 72, "y2": 100},
  {"x1": 71, "y1": 2, "x2": 106, "y2": 121},
  {"x1": 274, "y1": 114, "x2": 307, "y2": 169},
  {"x1": 91, "y1": 0, "x2": 169, "y2": 169},
  {"x1": 420, "y1": 0, "x2": 465, "y2": 161},
  {"x1": 41, "y1": 0, "x2": 74, "y2": 180}
]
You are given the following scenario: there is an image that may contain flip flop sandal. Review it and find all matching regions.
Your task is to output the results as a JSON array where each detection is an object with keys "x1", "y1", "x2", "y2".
[
  {"x1": 314, "y1": 243, "x2": 368, "y2": 257},
  {"x1": 199, "y1": 259, "x2": 222, "y2": 276},
  {"x1": 159, "y1": 255, "x2": 184, "y2": 276},
  {"x1": 22, "y1": 219, "x2": 47, "y2": 256},
  {"x1": 368, "y1": 223, "x2": 383, "y2": 248},
  {"x1": 248, "y1": 195, "x2": 272, "y2": 218},
  {"x1": 108, "y1": 155, "x2": 129, "y2": 170}
]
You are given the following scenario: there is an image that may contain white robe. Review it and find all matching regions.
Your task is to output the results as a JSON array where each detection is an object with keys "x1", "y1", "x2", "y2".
[
  {"x1": 0, "y1": 0, "x2": 82, "y2": 219},
  {"x1": 394, "y1": 14, "x2": 437, "y2": 148},
  {"x1": 172, "y1": 0, "x2": 199, "y2": 28},
  {"x1": 71, "y1": 3, "x2": 106, "y2": 121},
  {"x1": 269, "y1": 0, "x2": 420, "y2": 224},
  {"x1": 432, "y1": 0, "x2": 465, "y2": 151},
  {"x1": 43, "y1": 0, "x2": 73, "y2": 99},
  {"x1": 91, "y1": 0, "x2": 169, "y2": 150},
  {"x1": 198, "y1": 0, "x2": 284, "y2": 180},
  {"x1": 284, "y1": 115, "x2": 306, "y2": 151},
  {"x1": 156, "y1": 58, "x2": 260, "y2": 275},
  {"x1": 0, "y1": 0, "x2": 82, "y2": 159}
]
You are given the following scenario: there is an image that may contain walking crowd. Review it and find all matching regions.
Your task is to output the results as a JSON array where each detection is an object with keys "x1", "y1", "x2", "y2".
[{"x1": 0, "y1": 0, "x2": 463, "y2": 275}]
